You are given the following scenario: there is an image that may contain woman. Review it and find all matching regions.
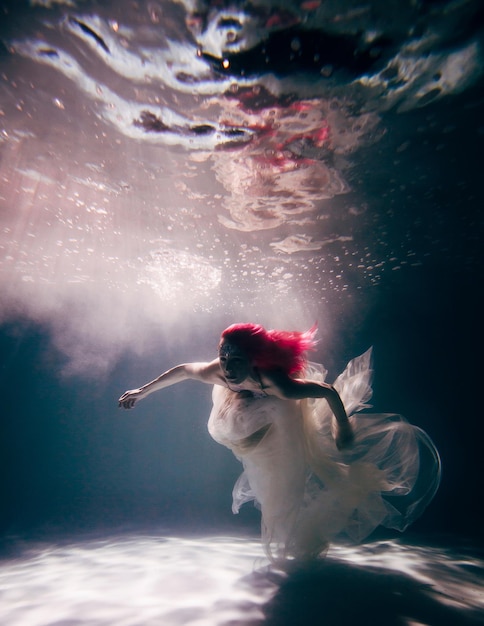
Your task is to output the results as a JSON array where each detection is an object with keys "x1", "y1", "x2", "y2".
[{"x1": 119, "y1": 323, "x2": 441, "y2": 561}]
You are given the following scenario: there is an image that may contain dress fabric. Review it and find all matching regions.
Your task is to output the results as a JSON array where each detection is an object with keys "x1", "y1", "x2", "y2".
[{"x1": 207, "y1": 348, "x2": 441, "y2": 560}]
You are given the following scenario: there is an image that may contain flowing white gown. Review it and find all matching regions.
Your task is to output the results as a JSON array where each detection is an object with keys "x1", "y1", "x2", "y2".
[{"x1": 207, "y1": 348, "x2": 441, "y2": 561}]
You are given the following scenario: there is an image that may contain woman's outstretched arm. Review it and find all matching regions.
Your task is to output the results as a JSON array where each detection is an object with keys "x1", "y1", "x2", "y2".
[{"x1": 118, "y1": 359, "x2": 222, "y2": 409}]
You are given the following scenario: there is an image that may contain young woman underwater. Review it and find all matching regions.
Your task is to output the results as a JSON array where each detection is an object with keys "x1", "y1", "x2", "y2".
[{"x1": 118, "y1": 323, "x2": 441, "y2": 561}]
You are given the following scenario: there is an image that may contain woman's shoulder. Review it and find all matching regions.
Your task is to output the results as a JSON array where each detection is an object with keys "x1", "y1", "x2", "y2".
[{"x1": 185, "y1": 359, "x2": 225, "y2": 385}]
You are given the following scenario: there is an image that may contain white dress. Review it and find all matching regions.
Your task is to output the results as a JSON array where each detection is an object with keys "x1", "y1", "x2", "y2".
[{"x1": 207, "y1": 348, "x2": 441, "y2": 561}]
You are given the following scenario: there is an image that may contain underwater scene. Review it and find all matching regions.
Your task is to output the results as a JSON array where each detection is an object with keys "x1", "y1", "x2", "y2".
[{"x1": 0, "y1": 0, "x2": 483, "y2": 624}]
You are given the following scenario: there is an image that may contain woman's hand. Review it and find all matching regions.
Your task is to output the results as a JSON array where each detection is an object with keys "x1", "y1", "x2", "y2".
[
  {"x1": 335, "y1": 420, "x2": 354, "y2": 450},
  {"x1": 118, "y1": 388, "x2": 145, "y2": 409}
]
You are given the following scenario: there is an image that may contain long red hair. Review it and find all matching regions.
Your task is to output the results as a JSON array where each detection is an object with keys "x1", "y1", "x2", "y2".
[{"x1": 220, "y1": 323, "x2": 318, "y2": 376}]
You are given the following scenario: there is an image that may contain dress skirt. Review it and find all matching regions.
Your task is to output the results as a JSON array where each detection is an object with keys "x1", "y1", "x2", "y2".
[{"x1": 207, "y1": 348, "x2": 441, "y2": 560}]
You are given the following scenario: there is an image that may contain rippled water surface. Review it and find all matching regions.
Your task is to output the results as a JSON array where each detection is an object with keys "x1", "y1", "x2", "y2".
[{"x1": 1, "y1": 0, "x2": 482, "y2": 373}]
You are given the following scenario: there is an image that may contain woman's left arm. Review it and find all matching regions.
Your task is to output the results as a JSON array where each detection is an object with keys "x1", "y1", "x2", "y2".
[{"x1": 262, "y1": 371, "x2": 354, "y2": 450}]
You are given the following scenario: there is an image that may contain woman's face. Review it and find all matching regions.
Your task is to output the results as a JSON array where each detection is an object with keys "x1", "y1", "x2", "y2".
[{"x1": 219, "y1": 341, "x2": 252, "y2": 385}]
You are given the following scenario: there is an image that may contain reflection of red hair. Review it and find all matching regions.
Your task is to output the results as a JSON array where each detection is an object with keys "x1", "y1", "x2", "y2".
[{"x1": 220, "y1": 323, "x2": 318, "y2": 376}]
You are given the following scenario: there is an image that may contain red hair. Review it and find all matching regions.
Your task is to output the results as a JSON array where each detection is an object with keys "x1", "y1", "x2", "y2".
[{"x1": 220, "y1": 323, "x2": 318, "y2": 376}]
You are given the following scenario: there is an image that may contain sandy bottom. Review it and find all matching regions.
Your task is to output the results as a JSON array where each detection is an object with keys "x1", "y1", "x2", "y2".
[{"x1": 0, "y1": 531, "x2": 482, "y2": 625}]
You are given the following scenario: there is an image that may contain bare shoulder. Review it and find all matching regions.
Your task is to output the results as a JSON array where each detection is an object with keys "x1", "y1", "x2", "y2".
[{"x1": 185, "y1": 358, "x2": 224, "y2": 385}]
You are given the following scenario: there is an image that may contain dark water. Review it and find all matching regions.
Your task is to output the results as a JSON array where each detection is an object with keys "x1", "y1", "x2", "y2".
[{"x1": 0, "y1": 1, "x2": 483, "y2": 624}]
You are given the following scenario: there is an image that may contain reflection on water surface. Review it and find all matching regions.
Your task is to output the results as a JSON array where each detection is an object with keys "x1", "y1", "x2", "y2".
[{"x1": 0, "y1": 1, "x2": 482, "y2": 373}]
